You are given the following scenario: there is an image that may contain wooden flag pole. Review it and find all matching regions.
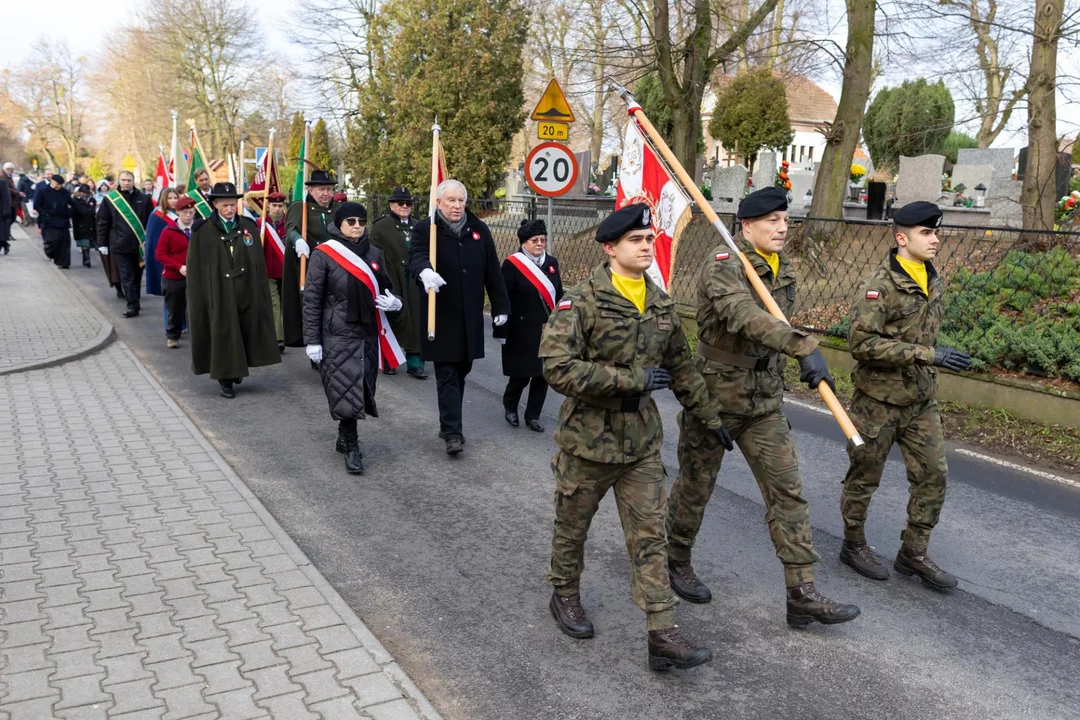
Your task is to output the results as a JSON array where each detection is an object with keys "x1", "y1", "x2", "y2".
[
  {"x1": 258, "y1": 128, "x2": 275, "y2": 247},
  {"x1": 610, "y1": 79, "x2": 864, "y2": 448},
  {"x1": 299, "y1": 121, "x2": 311, "y2": 291},
  {"x1": 427, "y1": 120, "x2": 441, "y2": 341}
]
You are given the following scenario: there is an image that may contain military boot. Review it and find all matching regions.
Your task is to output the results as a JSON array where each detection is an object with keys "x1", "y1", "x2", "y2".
[
  {"x1": 647, "y1": 626, "x2": 712, "y2": 671},
  {"x1": 894, "y1": 545, "x2": 958, "y2": 591},
  {"x1": 668, "y1": 559, "x2": 712, "y2": 604},
  {"x1": 786, "y1": 583, "x2": 861, "y2": 627},
  {"x1": 839, "y1": 540, "x2": 889, "y2": 581},
  {"x1": 343, "y1": 441, "x2": 364, "y2": 475},
  {"x1": 549, "y1": 592, "x2": 594, "y2": 639}
]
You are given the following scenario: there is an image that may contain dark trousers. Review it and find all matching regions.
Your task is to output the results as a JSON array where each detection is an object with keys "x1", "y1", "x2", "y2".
[
  {"x1": 433, "y1": 360, "x2": 473, "y2": 439},
  {"x1": 43, "y1": 228, "x2": 70, "y2": 267},
  {"x1": 114, "y1": 251, "x2": 143, "y2": 313},
  {"x1": 162, "y1": 277, "x2": 187, "y2": 339},
  {"x1": 503, "y1": 375, "x2": 548, "y2": 421},
  {"x1": 339, "y1": 419, "x2": 358, "y2": 440}
]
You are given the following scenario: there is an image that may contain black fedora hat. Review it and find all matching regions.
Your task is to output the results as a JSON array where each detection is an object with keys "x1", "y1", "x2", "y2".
[
  {"x1": 208, "y1": 181, "x2": 244, "y2": 200},
  {"x1": 389, "y1": 186, "x2": 414, "y2": 203},
  {"x1": 305, "y1": 169, "x2": 337, "y2": 187}
]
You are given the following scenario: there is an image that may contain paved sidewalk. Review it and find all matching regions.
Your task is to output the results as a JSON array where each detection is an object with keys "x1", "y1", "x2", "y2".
[
  {"x1": 0, "y1": 301, "x2": 441, "y2": 716},
  {"x1": 0, "y1": 227, "x2": 114, "y2": 376}
]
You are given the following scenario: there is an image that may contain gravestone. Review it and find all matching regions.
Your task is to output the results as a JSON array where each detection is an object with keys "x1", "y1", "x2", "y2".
[
  {"x1": 896, "y1": 154, "x2": 945, "y2": 203},
  {"x1": 988, "y1": 180, "x2": 1023, "y2": 227},
  {"x1": 787, "y1": 168, "x2": 816, "y2": 211},
  {"x1": 574, "y1": 150, "x2": 591, "y2": 195},
  {"x1": 1057, "y1": 152, "x2": 1072, "y2": 200},
  {"x1": 505, "y1": 170, "x2": 525, "y2": 198},
  {"x1": 866, "y1": 182, "x2": 887, "y2": 220},
  {"x1": 752, "y1": 151, "x2": 778, "y2": 193},
  {"x1": 709, "y1": 164, "x2": 748, "y2": 214},
  {"x1": 950, "y1": 164, "x2": 995, "y2": 197},
  {"x1": 956, "y1": 148, "x2": 1014, "y2": 182}
]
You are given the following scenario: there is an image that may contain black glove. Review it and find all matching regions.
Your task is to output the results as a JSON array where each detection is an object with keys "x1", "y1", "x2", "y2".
[
  {"x1": 711, "y1": 424, "x2": 735, "y2": 452},
  {"x1": 642, "y1": 367, "x2": 672, "y2": 392},
  {"x1": 933, "y1": 347, "x2": 971, "y2": 372},
  {"x1": 798, "y1": 349, "x2": 835, "y2": 391}
]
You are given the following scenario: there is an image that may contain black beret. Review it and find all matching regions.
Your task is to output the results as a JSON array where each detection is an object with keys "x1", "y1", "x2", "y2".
[
  {"x1": 333, "y1": 202, "x2": 368, "y2": 226},
  {"x1": 50, "y1": 174, "x2": 65, "y2": 184},
  {"x1": 737, "y1": 186, "x2": 788, "y2": 219},
  {"x1": 893, "y1": 201, "x2": 942, "y2": 228},
  {"x1": 596, "y1": 202, "x2": 652, "y2": 243},
  {"x1": 517, "y1": 218, "x2": 547, "y2": 243}
]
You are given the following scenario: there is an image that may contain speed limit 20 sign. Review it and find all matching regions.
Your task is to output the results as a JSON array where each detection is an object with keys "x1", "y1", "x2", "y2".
[{"x1": 525, "y1": 142, "x2": 579, "y2": 198}]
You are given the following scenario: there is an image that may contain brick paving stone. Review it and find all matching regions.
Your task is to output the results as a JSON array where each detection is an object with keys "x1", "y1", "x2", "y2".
[{"x1": 1, "y1": 332, "x2": 441, "y2": 719}]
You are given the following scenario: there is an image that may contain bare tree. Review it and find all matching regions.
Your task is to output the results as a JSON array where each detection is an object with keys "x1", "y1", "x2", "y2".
[
  {"x1": 1021, "y1": 0, "x2": 1066, "y2": 230},
  {"x1": 7, "y1": 40, "x2": 88, "y2": 172}
]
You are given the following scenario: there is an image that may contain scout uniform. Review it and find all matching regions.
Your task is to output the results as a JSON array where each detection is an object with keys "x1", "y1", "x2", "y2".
[
  {"x1": 665, "y1": 187, "x2": 859, "y2": 628},
  {"x1": 840, "y1": 201, "x2": 971, "y2": 590},
  {"x1": 540, "y1": 203, "x2": 734, "y2": 671}
]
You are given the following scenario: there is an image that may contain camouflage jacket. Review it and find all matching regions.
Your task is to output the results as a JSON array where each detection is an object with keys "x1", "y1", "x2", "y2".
[
  {"x1": 848, "y1": 249, "x2": 943, "y2": 406},
  {"x1": 540, "y1": 263, "x2": 725, "y2": 464},
  {"x1": 693, "y1": 239, "x2": 817, "y2": 417}
]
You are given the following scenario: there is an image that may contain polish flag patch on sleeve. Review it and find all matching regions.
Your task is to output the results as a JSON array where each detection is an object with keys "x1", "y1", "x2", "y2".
[
  {"x1": 558, "y1": 299, "x2": 572, "y2": 310},
  {"x1": 866, "y1": 290, "x2": 881, "y2": 299},
  {"x1": 715, "y1": 252, "x2": 730, "y2": 261}
]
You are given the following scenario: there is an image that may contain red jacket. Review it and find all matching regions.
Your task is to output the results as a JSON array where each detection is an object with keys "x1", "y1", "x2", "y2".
[
  {"x1": 260, "y1": 215, "x2": 287, "y2": 279},
  {"x1": 155, "y1": 216, "x2": 191, "y2": 281}
]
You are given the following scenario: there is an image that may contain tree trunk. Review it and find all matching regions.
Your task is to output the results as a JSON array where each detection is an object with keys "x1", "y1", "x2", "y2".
[
  {"x1": 591, "y1": 58, "x2": 605, "y2": 162},
  {"x1": 808, "y1": 0, "x2": 874, "y2": 219},
  {"x1": 1020, "y1": 0, "x2": 1064, "y2": 231}
]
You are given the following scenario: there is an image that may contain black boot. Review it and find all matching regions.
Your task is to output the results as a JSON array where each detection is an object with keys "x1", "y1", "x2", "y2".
[
  {"x1": 548, "y1": 592, "x2": 594, "y2": 639},
  {"x1": 647, "y1": 626, "x2": 712, "y2": 671},
  {"x1": 504, "y1": 409, "x2": 520, "y2": 427},
  {"x1": 840, "y1": 540, "x2": 890, "y2": 581},
  {"x1": 219, "y1": 380, "x2": 235, "y2": 399},
  {"x1": 894, "y1": 545, "x2": 958, "y2": 591},
  {"x1": 336, "y1": 427, "x2": 346, "y2": 453},
  {"x1": 82, "y1": 248, "x2": 91, "y2": 267},
  {"x1": 786, "y1": 583, "x2": 861, "y2": 627},
  {"x1": 116, "y1": 286, "x2": 126, "y2": 299},
  {"x1": 344, "y1": 441, "x2": 364, "y2": 475},
  {"x1": 668, "y1": 559, "x2": 712, "y2": 604},
  {"x1": 445, "y1": 435, "x2": 464, "y2": 456}
]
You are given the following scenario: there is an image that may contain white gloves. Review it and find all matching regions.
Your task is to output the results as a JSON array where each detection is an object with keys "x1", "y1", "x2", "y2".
[
  {"x1": 374, "y1": 289, "x2": 402, "y2": 312},
  {"x1": 493, "y1": 314, "x2": 508, "y2": 327},
  {"x1": 496, "y1": 338, "x2": 506, "y2": 345},
  {"x1": 419, "y1": 268, "x2": 446, "y2": 293},
  {"x1": 295, "y1": 238, "x2": 310, "y2": 258},
  {"x1": 98, "y1": 246, "x2": 109, "y2": 256},
  {"x1": 306, "y1": 344, "x2": 323, "y2": 363}
]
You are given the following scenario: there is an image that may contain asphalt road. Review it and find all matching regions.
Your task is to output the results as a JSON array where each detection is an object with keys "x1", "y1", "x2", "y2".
[{"x1": 61, "y1": 252, "x2": 1080, "y2": 720}]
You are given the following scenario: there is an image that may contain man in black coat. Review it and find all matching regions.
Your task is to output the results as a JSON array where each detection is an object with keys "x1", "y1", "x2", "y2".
[
  {"x1": 97, "y1": 171, "x2": 152, "y2": 317},
  {"x1": 17, "y1": 173, "x2": 35, "y2": 226},
  {"x1": 408, "y1": 179, "x2": 510, "y2": 456},
  {"x1": 33, "y1": 174, "x2": 73, "y2": 268}
]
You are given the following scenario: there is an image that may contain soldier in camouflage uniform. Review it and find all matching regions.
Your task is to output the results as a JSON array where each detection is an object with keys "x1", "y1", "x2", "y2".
[
  {"x1": 840, "y1": 201, "x2": 971, "y2": 591},
  {"x1": 666, "y1": 187, "x2": 860, "y2": 628},
  {"x1": 540, "y1": 203, "x2": 735, "y2": 672}
]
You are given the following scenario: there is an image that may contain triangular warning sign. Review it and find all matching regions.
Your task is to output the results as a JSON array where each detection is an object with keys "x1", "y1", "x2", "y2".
[{"x1": 531, "y1": 79, "x2": 575, "y2": 123}]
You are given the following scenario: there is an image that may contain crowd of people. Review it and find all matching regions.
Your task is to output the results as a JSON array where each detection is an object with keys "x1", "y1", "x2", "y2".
[{"x1": 1, "y1": 157, "x2": 975, "y2": 672}]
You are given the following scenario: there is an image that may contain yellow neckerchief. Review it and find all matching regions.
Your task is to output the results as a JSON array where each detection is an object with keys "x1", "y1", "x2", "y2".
[
  {"x1": 896, "y1": 253, "x2": 929, "y2": 295},
  {"x1": 754, "y1": 249, "x2": 780, "y2": 278},
  {"x1": 610, "y1": 269, "x2": 646, "y2": 314}
]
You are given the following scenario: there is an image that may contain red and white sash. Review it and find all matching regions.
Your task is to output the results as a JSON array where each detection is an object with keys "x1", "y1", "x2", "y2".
[
  {"x1": 316, "y1": 239, "x2": 407, "y2": 370},
  {"x1": 507, "y1": 251, "x2": 556, "y2": 312},
  {"x1": 261, "y1": 219, "x2": 286, "y2": 261}
]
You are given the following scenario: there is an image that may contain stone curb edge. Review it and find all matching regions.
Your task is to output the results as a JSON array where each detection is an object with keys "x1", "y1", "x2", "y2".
[
  {"x1": 0, "y1": 227, "x2": 116, "y2": 377},
  {"x1": 119, "y1": 343, "x2": 446, "y2": 720}
]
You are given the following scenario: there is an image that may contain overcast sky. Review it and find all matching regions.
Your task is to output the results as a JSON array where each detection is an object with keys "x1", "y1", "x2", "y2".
[{"x1": 3, "y1": 0, "x2": 1077, "y2": 152}]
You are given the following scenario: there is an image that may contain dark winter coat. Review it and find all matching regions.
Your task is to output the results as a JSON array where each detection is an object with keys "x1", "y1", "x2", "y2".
[
  {"x1": 493, "y1": 253, "x2": 563, "y2": 377},
  {"x1": 303, "y1": 227, "x2": 397, "y2": 421},
  {"x1": 96, "y1": 188, "x2": 152, "y2": 256},
  {"x1": 186, "y1": 212, "x2": 281, "y2": 380},
  {"x1": 32, "y1": 185, "x2": 72, "y2": 229},
  {"x1": 369, "y1": 212, "x2": 420, "y2": 354},
  {"x1": 17, "y1": 175, "x2": 34, "y2": 199},
  {"x1": 0, "y1": 174, "x2": 12, "y2": 220},
  {"x1": 70, "y1": 196, "x2": 97, "y2": 242},
  {"x1": 281, "y1": 196, "x2": 340, "y2": 346},
  {"x1": 144, "y1": 209, "x2": 171, "y2": 295},
  {"x1": 408, "y1": 211, "x2": 510, "y2": 363}
]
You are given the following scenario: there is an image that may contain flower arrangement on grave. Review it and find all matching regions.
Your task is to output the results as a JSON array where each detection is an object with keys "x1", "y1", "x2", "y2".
[
  {"x1": 850, "y1": 163, "x2": 866, "y2": 185},
  {"x1": 1055, "y1": 190, "x2": 1080, "y2": 224},
  {"x1": 941, "y1": 174, "x2": 952, "y2": 192},
  {"x1": 775, "y1": 160, "x2": 791, "y2": 191}
]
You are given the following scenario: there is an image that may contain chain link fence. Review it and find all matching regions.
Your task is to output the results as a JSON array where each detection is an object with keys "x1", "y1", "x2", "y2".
[{"x1": 359, "y1": 194, "x2": 1080, "y2": 385}]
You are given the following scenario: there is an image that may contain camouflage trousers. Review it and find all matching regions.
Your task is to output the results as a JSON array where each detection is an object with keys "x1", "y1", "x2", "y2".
[
  {"x1": 841, "y1": 392, "x2": 948, "y2": 550},
  {"x1": 548, "y1": 450, "x2": 676, "y2": 631},
  {"x1": 668, "y1": 409, "x2": 820, "y2": 587}
]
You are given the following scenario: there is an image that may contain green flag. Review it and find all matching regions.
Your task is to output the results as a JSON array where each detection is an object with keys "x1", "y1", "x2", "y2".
[
  {"x1": 291, "y1": 134, "x2": 307, "y2": 203},
  {"x1": 186, "y1": 137, "x2": 212, "y2": 218}
]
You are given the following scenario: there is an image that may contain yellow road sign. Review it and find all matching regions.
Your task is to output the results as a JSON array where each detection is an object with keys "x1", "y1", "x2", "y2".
[
  {"x1": 537, "y1": 121, "x2": 569, "y2": 141},
  {"x1": 531, "y1": 79, "x2": 575, "y2": 123}
]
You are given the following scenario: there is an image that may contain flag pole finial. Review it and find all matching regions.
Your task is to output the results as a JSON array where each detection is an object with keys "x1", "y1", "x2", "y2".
[{"x1": 170, "y1": 109, "x2": 178, "y2": 121}]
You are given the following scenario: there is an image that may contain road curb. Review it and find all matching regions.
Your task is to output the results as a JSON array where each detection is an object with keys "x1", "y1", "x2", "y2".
[{"x1": 0, "y1": 228, "x2": 116, "y2": 376}]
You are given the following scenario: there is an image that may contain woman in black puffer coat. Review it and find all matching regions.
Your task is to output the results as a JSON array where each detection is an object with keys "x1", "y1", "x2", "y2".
[{"x1": 302, "y1": 202, "x2": 403, "y2": 475}]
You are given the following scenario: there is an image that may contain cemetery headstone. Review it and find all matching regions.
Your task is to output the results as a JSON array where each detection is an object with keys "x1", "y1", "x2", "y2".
[
  {"x1": 896, "y1": 154, "x2": 945, "y2": 204},
  {"x1": 709, "y1": 164, "x2": 748, "y2": 214}
]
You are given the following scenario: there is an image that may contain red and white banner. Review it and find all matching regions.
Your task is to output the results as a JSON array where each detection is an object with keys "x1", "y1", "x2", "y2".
[
  {"x1": 249, "y1": 148, "x2": 279, "y2": 195},
  {"x1": 315, "y1": 240, "x2": 406, "y2": 370},
  {"x1": 153, "y1": 152, "x2": 170, "y2": 202},
  {"x1": 260, "y1": 218, "x2": 286, "y2": 261},
  {"x1": 506, "y1": 252, "x2": 556, "y2": 312},
  {"x1": 615, "y1": 118, "x2": 692, "y2": 292}
]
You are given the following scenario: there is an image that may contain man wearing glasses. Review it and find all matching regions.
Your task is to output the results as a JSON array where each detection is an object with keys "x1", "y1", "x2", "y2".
[{"x1": 370, "y1": 187, "x2": 426, "y2": 378}]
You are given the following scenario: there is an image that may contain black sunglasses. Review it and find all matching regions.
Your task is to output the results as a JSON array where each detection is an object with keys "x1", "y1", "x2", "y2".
[{"x1": 343, "y1": 217, "x2": 367, "y2": 227}]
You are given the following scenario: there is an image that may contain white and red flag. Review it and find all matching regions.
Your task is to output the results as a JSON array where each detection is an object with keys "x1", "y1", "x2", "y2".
[
  {"x1": 153, "y1": 151, "x2": 170, "y2": 202},
  {"x1": 615, "y1": 117, "x2": 692, "y2": 292},
  {"x1": 249, "y1": 148, "x2": 280, "y2": 195}
]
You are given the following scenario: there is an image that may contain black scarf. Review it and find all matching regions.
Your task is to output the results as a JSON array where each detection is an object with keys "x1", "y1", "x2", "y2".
[{"x1": 330, "y1": 226, "x2": 376, "y2": 326}]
